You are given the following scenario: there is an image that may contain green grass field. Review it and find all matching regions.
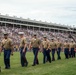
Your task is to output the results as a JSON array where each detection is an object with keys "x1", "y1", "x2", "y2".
[{"x1": 0, "y1": 52, "x2": 76, "y2": 75}]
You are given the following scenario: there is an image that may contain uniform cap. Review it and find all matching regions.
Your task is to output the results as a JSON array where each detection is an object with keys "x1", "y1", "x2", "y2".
[
  {"x1": 71, "y1": 39, "x2": 73, "y2": 42},
  {"x1": 51, "y1": 38, "x2": 54, "y2": 40},
  {"x1": 65, "y1": 39, "x2": 68, "y2": 41},
  {"x1": 33, "y1": 33, "x2": 37, "y2": 36},
  {"x1": 57, "y1": 37, "x2": 60, "y2": 39},
  {"x1": 43, "y1": 35, "x2": 47, "y2": 38},
  {"x1": 3, "y1": 32, "x2": 8, "y2": 35},
  {"x1": 18, "y1": 32, "x2": 24, "y2": 35}
]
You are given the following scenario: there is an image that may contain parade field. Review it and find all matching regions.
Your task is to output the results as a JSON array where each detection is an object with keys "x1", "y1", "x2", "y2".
[{"x1": 0, "y1": 52, "x2": 76, "y2": 75}]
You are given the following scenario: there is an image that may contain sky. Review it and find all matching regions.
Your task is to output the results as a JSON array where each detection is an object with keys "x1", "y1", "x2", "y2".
[{"x1": 0, "y1": 0, "x2": 76, "y2": 27}]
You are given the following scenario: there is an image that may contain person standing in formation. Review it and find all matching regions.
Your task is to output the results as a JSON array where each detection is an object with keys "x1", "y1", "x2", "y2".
[
  {"x1": 49, "y1": 38, "x2": 56, "y2": 61},
  {"x1": 56, "y1": 37, "x2": 62, "y2": 60},
  {"x1": 74, "y1": 43, "x2": 76, "y2": 57},
  {"x1": 29, "y1": 34, "x2": 41, "y2": 66},
  {"x1": 19, "y1": 32, "x2": 28, "y2": 67},
  {"x1": 69, "y1": 40, "x2": 75, "y2": 58},
  {"x1": 42, "y1": 36, "x2": 51, "y2": 64},
  {"x1": 63, "y1": 39, "x2": 70, "y2": 59},
  {"x1": 0, "y1": 32, "x2": 13, "y2": 69}
]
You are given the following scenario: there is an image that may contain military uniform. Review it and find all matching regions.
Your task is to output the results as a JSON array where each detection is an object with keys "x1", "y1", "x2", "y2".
[
  {"x1": 69, "y1": 42, "x2": 75, "y2": 58},
  {"x1": 1, "y1": 36, "x2": 13, "y2": 69},
  {"x1": 19, "y1": 32, "x2": 28, "y2": 67},
  {"x1": 63, "y1": 42, "x2": 70, "y2": 59},
  {"x1": 49, "y1": 40, "x2": 56, "y2": 61},
  {"x1": 56, "y1": 41, "x2": 62, "y2": 60},
  {"x1": 42, "y1": 39, "x2": 51, "y2": 64},
  {"x1": 31, "y1": 37, "x2": 41, "y2": 66},
  {"x1": 74, "y1": 43, "x2": 76, "y2": 57}
]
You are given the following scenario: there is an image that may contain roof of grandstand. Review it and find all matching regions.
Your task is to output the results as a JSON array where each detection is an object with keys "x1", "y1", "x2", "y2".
[
  {"x1": 0, "y1": 14, "x2": 76, "y2": 32},
  {"x1": 0, "y1": 14, "x2": 70, "y2": 27}
]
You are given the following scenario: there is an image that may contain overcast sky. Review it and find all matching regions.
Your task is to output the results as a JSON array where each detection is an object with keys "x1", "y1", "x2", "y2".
[{"x1": 0, "y1": 0, "x2": 76, "y2": 27}]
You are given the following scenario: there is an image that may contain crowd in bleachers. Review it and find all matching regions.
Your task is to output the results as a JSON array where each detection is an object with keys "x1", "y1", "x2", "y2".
[{"x1": 0, "y1": 25, "x2": 75, "y2": 46}]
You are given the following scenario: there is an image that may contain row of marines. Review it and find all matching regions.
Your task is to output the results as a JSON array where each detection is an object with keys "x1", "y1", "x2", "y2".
[{"x1": 0, "y1": 32, "x2": 76, "y2": 69}]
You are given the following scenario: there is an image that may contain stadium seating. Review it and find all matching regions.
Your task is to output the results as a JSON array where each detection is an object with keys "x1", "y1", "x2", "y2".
[{"x1": 0, "y1": 25, "x2": 75, "y2": 46}]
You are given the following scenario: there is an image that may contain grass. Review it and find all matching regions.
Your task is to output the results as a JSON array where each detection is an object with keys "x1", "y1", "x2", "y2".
[{"x1": 0, "y1": 52, "x2": 76, "y2": 75}]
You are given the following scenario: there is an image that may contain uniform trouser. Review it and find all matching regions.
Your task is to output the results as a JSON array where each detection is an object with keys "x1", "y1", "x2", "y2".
[
  {"x1": 57, "y1": 48, "x2": 61, "y2": 59},
  {"x1": 51, "y1": 49, "x2": 55, "y2": 61},
  {"x1": 43, "y1": 48, "x2": 51, "y2": 63},
  {"x1": 20, "y1": 47, "x2": 28, "y2": 67},
  {"x1": 4, "y1": 49, "x2": 11, "y2": 68},
  {"x1": 71, "y1": 48, "x2": 74, "y2": 57},
  {"x1": 64, "y1": 48, "x2": 69, "y2": 59},
  {"x1": 74, "y1": 51, "x2": 75, "y2": 57},
  {"x1": 69, "y1": 51, "x2": 71, "y2": 58},
  {"x1": 32, "y1": 47, "x2": 39, "y2": 65}
]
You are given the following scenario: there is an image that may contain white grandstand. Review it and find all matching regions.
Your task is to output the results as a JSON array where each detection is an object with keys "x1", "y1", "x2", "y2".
[{"x1": 0, "y1": 14, "x2": 76, "y2": 45}]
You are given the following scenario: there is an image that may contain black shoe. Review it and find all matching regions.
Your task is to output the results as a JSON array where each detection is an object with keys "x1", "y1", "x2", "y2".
[
  {"x1": 37, "y1": 63, "x2": 39, "y2": 65},
  {"x1": 43, "y1": 62, "x2": 46, "y2": 64},
  {"x1": 26, "y1": 62, "x2": 28, "y2": 67},
  {"x1": 52, "y1": 59, "x2": 55, "y2": 61},
  {"x1": 7, "y1": 67, "x2": 10, "y2": 69},
  {"x1": 37, "y1": 62, "x2": 39, "y2": 65},
  {"x1": 22, "y1": 65, "x2": 26, "y2": 67},
  {"x1": 32, "y1": 64, "x2": 36, "y2": 66},
  {"x1": 5, "y1": 67, "x2": 10, "y2": 69},
  {"x1": 49, "y1": 61, "x2": 51, "y2": 63},
  {"x1": 57, "y1": 58, "x2": 61, "y2": 60},
  {"x1": 5, "y1": 67, "x2": 7, "y2": 69}
]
